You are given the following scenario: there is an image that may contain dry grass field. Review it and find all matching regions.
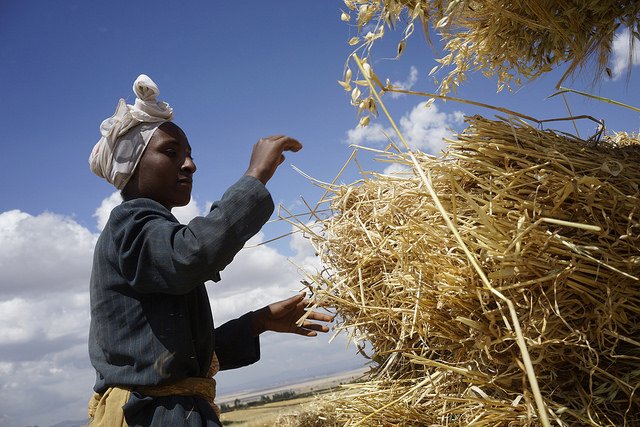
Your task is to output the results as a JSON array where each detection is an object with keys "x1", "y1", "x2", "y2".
[
  {"x1": 219, "y1": 394, "x2": 330, "y2": 426},
  {"x1": 217, "y1": 368, "x2": 366, "y2": 426}
]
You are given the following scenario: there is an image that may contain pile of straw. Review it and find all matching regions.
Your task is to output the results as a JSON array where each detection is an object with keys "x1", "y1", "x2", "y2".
[
  {"x1": 275, "y1": 400, "x2": 341, "y2": 427},
  {"x1": 340, "y1": 0, "x2": 640, "y2": 96},
  {"x1": 301, "y1": 116, "x2": 640, "y2": 426}
]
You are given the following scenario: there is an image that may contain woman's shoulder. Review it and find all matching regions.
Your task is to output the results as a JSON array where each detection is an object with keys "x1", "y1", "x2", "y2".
[
  {"x1": 119, "y1": 197, "x2": 170, "y2": 211},
  {"x1": 108, "y1": 198, "x2": 177, "y2": 228}
]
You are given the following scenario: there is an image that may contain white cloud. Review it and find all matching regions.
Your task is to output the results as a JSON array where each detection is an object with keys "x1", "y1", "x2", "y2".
[
  {"x1": 0, "y1": 210, "x2": 97, "y2": 296},
  {"x1": 398, "y1": 102, "x2": 462, "y2": 152},
  {"x1": 346, "y1": 101, "x2": 464, "y2": 155},
  {"x1": 0, "y1": 210, "x2": 96, "y2": 425},
  {"x1": 0, "y1": 343, "x2": 94, "y2": 426},
  {"x1": 610, "y1": 28, "x2": 640, "y2": 80},
  {"x1": 289, "y1": 222, "x2": 323, "y2": 272},
  {"x1": 173, "y1": 197, "x2": 205, "y2": 224},
  {"x1": 209, "y1": 231, "x2": 308, "y2": 324},
  {"x1": 390, "y1": 65, "x2": 418, "y2": 98},
  {"x1": 346, "y1": 122, "x2": 390, "y2": 146},
  {"x1": 94, "y1": 191, "x2": 122, "y2": 231},
  {"x1": 382, "y1": 162, "x2": 411, "y2": 175},
  {"x1": 0, "y1": 293, "x2": 88, "y2": 352}
]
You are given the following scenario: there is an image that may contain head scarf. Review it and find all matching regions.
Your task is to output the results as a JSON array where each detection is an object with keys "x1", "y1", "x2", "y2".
[{"x1": 89, "y1": 74, "x2": 173, "y2": 189}]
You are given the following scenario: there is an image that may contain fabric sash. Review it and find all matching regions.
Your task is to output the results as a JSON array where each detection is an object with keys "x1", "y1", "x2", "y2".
[{"x1": 88, "y1": 353, "x2": 221, "y2": 425}]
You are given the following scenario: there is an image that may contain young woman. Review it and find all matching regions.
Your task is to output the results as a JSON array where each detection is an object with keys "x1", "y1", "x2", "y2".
[{"x1": 87, "y1": 75, "x2": 332, "y2": 426}]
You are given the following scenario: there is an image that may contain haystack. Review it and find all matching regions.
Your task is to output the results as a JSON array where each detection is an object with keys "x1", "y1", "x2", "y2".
[{"x1": 300, "y1": 116, "x2": 640, "y2": 426}]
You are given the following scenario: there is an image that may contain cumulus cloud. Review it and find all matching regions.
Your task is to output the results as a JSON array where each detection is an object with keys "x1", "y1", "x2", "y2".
[
  {"x1": 390, "y1": 65, "x2": 418, "y2": 98},
  {"x1": 94, "y1": 191, "x2": 122, "y2": 231},
  {"x1": 610, "y1": 28, "x2": 640, "y2": 80},
  {"x1": 346, "y1": 122, "x2": 391, "y2": 146},
  {"x1": 209, "y1": 231, "x2": 305, "y2": 324},
  {"x1": 0, "y1": 210, "x2": 97, "y2": 296},
  {"x1": 382, "y1": 162, "x2": 412, "y2": 175},
  {"x1": 0, "y1": 343, "x2": 94, "y2": 427},
  {"x1": 210, "y1": 222, "x2": 326, "y2": 322},
  {"x1": 212, "y1": 226, "x2": 362, "y2": 396},
  {"x1": 0, "y1": 209, "x2": 96, "y2": 425},
  {"x1": 289, "y1": 222, "x2": 323, "y2": 272},
  {"x1": 346, "y1": 101, "x2": 465, "y2": 154},
  {"x1": 173, "y1": 197, "x2": 206, "y2": 224},
  {"x1": 0, "y1": 194, "x2": 361, "y2": 426},
  {"x1": 0, "y1": 293, "x2": 88, "y2": 358},
  {"x1": 398, "y1": 104, "x2": 464, "y2": 152}
]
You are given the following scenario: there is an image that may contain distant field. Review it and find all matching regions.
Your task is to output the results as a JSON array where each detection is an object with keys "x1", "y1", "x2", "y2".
[
  {"x1": 220, "y1": 393, "x2": 329, "y2": 426},
  {"x1": 217, "y1": 368, "x2": 368, "y2": 426},
  {"x1": 217, "y1": 367, "x2": 367, "y2": 407}
]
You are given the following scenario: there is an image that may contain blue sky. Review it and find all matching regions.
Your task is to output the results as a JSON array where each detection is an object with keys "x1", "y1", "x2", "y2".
[{"x1": 1, "y1": 1, "x2": 638, "y2": 426}]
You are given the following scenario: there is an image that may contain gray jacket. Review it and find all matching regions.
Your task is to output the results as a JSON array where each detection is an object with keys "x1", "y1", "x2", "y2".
[{"x1": 88, "y1": 175, "x2": 274, "y2": 425}]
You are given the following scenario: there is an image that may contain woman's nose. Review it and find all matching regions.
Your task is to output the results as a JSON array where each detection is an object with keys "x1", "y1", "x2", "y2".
[{"x1": 182, "y1": 156, "x2": 196, "y2": 173}]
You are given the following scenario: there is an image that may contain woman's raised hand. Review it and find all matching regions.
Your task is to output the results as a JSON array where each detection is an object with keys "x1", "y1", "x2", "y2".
[{"x1": 245, "y1": 135, "x2": 302, "y2": 184}]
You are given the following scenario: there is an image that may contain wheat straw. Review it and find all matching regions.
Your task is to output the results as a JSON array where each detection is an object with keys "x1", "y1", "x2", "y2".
[
  {"x1": 338, "y1": 0, "x2": 640, "y2": 119},
  {"x1": 298, "y1": 116, "x2": 640, "y2": 426}
]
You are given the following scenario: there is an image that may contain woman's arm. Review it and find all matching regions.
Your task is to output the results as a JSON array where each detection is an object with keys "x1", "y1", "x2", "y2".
[{"x1": 113, "y1": 176, "x2": 273, "y2": 294}]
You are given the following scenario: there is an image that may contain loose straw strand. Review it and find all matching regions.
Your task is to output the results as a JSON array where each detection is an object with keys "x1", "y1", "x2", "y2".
[{"x1": 354, "y1": 53, "x2": 552, "y2": 427}]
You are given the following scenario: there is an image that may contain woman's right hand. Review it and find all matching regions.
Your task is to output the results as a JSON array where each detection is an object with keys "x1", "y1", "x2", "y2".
[
  {"x1": 245, "y1": 135, "x2": 302, "y2": 184},
  {"x1": 250, "y1": 293, "x2": 333, "y2": 337}
]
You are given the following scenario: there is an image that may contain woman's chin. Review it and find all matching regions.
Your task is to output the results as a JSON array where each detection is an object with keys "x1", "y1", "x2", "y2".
[{"x1": 175, "y1": 196, "x2": 192, "y2": 208}]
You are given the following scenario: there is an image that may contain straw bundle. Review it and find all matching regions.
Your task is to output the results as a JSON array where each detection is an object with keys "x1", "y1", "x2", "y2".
[
  {"x1": 340, "y1": 0, "x2": 640, "y2": 97},
  {"x1": 275, "y1": 400, "x2": 341, "y2": 427},
  {"x1": 302, "y1": 116, "x2": 640, "y2": 426}
]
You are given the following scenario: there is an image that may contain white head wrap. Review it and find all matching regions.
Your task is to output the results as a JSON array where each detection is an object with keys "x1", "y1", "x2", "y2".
[{"x1": 89, "y1": 74, "x2": 173, "y2": 189}]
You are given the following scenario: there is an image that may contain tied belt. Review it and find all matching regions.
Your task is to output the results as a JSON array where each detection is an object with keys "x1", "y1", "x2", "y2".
[
  {"x1": 136, "y1": 375, "x2": 220, "y2": 417},
  {"x1": 88, "y1": 353, "x2": 221, "y2": 425},
  {"x1": 138, "y1": 351, "x2": 220, "y2": 416}
]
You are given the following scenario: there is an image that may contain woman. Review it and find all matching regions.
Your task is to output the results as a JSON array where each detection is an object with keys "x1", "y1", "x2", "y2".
[{"x1": 87, "y1": 75, "x2": 332, "y2": 426}]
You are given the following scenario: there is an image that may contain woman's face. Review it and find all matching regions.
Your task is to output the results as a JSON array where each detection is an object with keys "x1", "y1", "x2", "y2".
[{"x1": 124, "y1": 122, "x2": 196, "y2": 209}]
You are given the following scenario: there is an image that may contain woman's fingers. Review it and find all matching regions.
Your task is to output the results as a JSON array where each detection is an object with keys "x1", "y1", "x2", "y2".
[{"x1": 245, "y1": 135, "x2": 303, "y2": 184}]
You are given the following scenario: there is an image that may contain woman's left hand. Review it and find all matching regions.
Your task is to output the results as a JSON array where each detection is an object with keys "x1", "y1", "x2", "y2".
[{"x1": 251, "y1": 293, "x2": 333, "y2": 337}]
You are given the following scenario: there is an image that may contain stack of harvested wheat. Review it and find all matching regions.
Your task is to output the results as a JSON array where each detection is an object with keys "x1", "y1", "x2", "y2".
[
  {"x1": 301, "y1": 116, "x2": 640, "y2": 426},
  {"x1": 340, "y1": 0, "x2": 640, "y2": 115}
]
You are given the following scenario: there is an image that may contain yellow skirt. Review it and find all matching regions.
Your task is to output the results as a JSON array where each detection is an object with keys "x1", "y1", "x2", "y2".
[{"x1": 87, "y1": 387, "x2": 131, "y2": 426}]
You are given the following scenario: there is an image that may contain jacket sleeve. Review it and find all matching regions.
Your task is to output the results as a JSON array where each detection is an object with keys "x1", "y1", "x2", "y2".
[
  {"x1": 111, "y1": 175, "x2": 274, "y2": 294},
  {"x1": 214, "y1": 312, "x2": 261, "y2": 370}
]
